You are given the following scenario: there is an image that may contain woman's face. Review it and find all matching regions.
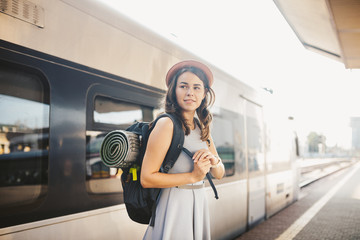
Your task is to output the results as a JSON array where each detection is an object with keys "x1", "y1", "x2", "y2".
[{"x1": 175, "y1": 71, "x2": 206, "y2": 113}]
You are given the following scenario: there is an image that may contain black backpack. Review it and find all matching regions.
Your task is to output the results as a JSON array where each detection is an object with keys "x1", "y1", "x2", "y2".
[{"x1": 121, "y1": 113, "x2": 218, "y2": 226}]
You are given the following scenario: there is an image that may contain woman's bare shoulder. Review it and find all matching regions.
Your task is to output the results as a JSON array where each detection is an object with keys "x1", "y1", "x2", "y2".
[{"x1": 153, "y1": 116, "x2": 174, "y2": 133}]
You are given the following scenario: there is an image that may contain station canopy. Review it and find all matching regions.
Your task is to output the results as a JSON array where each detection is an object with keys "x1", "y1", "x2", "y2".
[{"x1": 274, "y1": 0, "x2": 360, "y2": 69}]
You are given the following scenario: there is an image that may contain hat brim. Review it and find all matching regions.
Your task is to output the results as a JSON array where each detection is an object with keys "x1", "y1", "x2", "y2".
[{"x1": 165, "y1": 60, "x2": 214, "y2": 87}]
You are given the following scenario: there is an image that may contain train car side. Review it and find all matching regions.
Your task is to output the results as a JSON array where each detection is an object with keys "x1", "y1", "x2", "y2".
[{"x1": 0, "y1": 0, "x2": 299, "y2": 239}]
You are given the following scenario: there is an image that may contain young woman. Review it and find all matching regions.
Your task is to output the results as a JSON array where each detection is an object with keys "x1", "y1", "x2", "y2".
[{"x1": 141, "y1": 60, "x2": 225, "y2": 240}]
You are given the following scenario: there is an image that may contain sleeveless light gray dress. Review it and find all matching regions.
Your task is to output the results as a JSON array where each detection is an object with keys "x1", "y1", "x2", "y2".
[{"x1": 143, "y1": 126, "x2": 211, "y2": 240}]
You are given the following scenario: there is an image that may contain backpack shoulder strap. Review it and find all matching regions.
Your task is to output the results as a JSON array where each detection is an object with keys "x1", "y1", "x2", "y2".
[{"x1": 150, "y1": 113, "x2": 184, "y2": 173}]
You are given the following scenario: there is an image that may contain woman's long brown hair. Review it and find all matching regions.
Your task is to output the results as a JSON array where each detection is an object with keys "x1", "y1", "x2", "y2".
[{"x1": 164, "y1": 66, "x2": 215, "y2": 141}]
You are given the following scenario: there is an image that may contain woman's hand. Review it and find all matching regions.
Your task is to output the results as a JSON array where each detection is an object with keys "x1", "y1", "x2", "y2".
[
  {"x1": 191, "y1": 149, "x2": 218, "y2": 182},
  {"x1": 191, "y1": 156, "x2": 211, "y2": 182},
  {"x1": 193, "y1": 148, "x2": 225, "y2": 180},
  {"x1": 192, "y1": 149, "x2": 219, "y2": 165}
]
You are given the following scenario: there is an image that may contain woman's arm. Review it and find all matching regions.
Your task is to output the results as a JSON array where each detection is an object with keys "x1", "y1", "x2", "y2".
[
  {"x1": 140, "y1": 117, "x2": 211, "y2": 188},
  {"x1": 207, "y1": 135, "x2": 225, "y2": 179}
]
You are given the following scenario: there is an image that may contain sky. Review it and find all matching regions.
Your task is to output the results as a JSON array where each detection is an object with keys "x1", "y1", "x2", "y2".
[{"x1": 102, "y1": 0, "x2": 360, "y2": 149}]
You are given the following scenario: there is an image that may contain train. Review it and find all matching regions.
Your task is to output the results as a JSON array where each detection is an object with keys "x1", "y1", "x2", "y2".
[{"x1": 0, "y1": 0, "x2": 300, "y2": 239}]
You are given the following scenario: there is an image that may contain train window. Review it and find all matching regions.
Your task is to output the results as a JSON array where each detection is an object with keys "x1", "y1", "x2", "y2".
[
  {"x1": 264, "y1": 119, "x2": 293, "y2": 173},
  {"x1": 93, "y1": 96, "x2": 153, "y2": 125},
  {"x1": 86, "y1": 96, "x2": 154, "y2": 195},
  {"x1": 0, "y1": 62, "x2": 49, "y2": 215},
  {"x1": 246, "y1": 103, "x2": 265, "y2": 176},
  {"x1": 212, "y1": 107, "x2": 245, "y2": 177}
]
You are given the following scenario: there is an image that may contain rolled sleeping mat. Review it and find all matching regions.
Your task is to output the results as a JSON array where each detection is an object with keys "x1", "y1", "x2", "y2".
[{"x1": 100, "y1": 130, "x2": 140, "y2": 168}]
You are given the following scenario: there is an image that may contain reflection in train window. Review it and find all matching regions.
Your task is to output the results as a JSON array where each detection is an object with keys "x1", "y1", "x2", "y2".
[
  {"x1": 246, "y1": 103, "x2": 265, "y2": 175},
  {"x1": 94, "y1": 95, "x2": 153, "y2": 126},
  {"x1": 86, "y1": 96, "x2": 154, "y2": 195},
  {"x1": 0, "y1": 62, "x2": 49, "y2": 215},
  {"x1": 212, "y1": 107, "x2": 245, "y2": 177}
]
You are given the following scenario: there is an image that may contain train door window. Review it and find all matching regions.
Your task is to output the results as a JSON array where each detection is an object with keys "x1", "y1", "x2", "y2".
[
  {"x1": 86, "y1": 95, "x2": 154, "y2": 195},
  {"x1": 246, "y1": 102, "x2": 265, "y2": 175},
  {"x1": 212, "y1": 107, "x2": 243, "y2": 177},
  {"x1": 0, "y1": 61, "x2": 49, "y2": 216},
  {"x1": 264, "y1": 119, "x2": 293, "y2": 173},
  {"x1": 233, "y1": 110, "x2": 247, "y2": 177}
]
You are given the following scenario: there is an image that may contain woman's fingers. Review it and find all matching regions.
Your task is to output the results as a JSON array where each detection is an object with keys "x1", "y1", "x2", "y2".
[
  {"x1": 196, "y1": 158, "x2": 211, "y2": 173},
  {"x1": 192, "y1": 149, "x2": 206, "y2": 160},
  {"x1": 193, "y1": 149, "x2": 210, "y2": 161},
  {"x1": 193, "y1": 149, "x2": 216, "y2": 164}
]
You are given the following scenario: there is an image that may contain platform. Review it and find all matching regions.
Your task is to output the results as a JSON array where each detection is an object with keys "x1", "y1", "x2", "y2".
[{"x1": 234, "y1": 162, "x2": 360, "y2": 240}]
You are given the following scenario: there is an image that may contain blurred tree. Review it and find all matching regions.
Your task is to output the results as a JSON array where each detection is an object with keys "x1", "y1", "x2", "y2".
[{"x1": 307, "y1": 132, "x2": 326, "y2": 153}]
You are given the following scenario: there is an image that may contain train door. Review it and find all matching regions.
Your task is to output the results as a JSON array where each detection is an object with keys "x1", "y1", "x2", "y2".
[
  {"x1": 245, "y1": 101, "x2": 266, "y2": 228},
  {"x1": 210, "y1": 104, "x2": 248, "y2": 238}
]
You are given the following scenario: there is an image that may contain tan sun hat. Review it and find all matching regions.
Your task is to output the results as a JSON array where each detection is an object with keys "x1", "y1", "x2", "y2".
[{"x1": 165, "y1": 60, "x2": 214, "y2": 87}]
